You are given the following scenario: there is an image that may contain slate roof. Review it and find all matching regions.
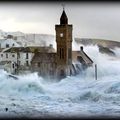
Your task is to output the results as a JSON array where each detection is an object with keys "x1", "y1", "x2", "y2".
[
  {"x1": 3, "y1": 46, "x2": 56, "y2": 53},
  {"x1": 31, "y1": 52, "x2": 56, "y2": 63},
  {"x1": 72, "y1": 50, "x2": 93, "y2": 65},
  {"x1": 0, "y1": 61, "x2": 11, "y2": 65}
]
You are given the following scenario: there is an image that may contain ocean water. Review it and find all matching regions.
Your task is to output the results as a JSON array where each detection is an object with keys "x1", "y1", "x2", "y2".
[{"x1": 0, "y1": 45, "x2": 120, "y2": 118}]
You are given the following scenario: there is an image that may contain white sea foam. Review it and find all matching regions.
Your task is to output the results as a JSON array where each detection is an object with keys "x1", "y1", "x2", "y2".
[{"x1": 0, "y1": 45, "x2": 120, "y2": 118}]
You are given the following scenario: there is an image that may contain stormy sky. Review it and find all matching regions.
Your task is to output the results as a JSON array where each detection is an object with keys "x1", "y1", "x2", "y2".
[{"x1": 0, "y1": 2, "x2": 120, "y2": 41}]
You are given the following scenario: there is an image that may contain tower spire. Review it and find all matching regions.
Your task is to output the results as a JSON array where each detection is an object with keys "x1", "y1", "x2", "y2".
[{"x1": 60, "y1": 4, "x2": 68, "y2": 25}]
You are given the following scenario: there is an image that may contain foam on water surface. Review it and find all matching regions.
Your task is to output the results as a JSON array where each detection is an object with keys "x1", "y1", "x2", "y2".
[{"x1": 0, "y1": 45, "x2": 120, "y2": 118}]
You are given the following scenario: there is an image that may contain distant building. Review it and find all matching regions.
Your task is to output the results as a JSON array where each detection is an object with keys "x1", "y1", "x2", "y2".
[
  {"x1": 0, "y1": 37, "x2": 22, "y2": 65},
  {"x1": 0, "y1": 37, "x2": 22, "y2": 73},
  {"x1": 0, "y1": 37, "x2": 21, "y2": 49}
]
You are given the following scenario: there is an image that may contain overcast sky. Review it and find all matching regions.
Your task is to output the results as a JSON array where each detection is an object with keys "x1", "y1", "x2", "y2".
[{"x1": 0, "y1": 2, "x2": 120, "y2": 41}]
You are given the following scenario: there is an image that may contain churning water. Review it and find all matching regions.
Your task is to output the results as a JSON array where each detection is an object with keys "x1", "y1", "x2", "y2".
[{"x1": 0, "y1": 45, "x2": 120, "y2": 118}]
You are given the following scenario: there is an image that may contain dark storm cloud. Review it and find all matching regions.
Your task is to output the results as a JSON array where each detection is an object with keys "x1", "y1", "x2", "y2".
[{"x1": 0, "y1": 2, "x2": 120, "y2": 41}]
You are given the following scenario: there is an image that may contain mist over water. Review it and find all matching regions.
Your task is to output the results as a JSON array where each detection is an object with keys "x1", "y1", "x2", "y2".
[{"x1": 0, "y1": 45, "x2": 120, "y2": 118}]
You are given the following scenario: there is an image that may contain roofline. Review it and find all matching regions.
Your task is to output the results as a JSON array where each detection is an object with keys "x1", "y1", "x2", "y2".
[{"x1": 82, "y1": 51, "x2": 93, "y2": 63}]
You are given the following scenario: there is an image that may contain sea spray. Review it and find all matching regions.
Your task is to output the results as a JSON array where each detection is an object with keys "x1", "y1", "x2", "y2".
[
  {"x1": 0, "y1": 72, "x2": 45, "y2": 96},
  {"x1": 0, "y1": 45, "x2": 120, "y2": 117}
]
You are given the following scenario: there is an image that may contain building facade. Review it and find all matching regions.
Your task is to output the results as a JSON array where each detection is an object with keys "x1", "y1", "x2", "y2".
[{"x1": 31, "y1": 9, "x2": 93, "y2": 80}]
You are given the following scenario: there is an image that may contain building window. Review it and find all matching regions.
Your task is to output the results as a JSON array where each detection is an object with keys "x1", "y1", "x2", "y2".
[
  {"x1": 6, "y1": 44, "x2": 9, "y2": 48},
  {"x1": 68, "y1": 48, "x2": 71, "y2": 59},
  {"x1": 59, "y1": 48, "x2": 64, "y2": 59},
  {"x1": 1, "y1": 54, "x2": 3, "y2": 57},
  {"x1": 12, "y1": 64, "x2": 15, "y2": 69},
  {"x1": 6, "y1": 54, "x2": 8, "y2": 58},
  {"x1": 17, "y1": 53, "x2": 20, "y2": 59},
  {"x1": 26, "y1": 53, "x2": 28, "y2": 59},
  {"x1": 12, "y1": 43, "x2": 15, "y2": 46},
  {"x1": 12, "y1": 54, "x2": 15, "y2": 57},
  {"x1": 60, "y1": 48, "x2": 61, "y2": 59},
  {"x1": 26, "y1": 61, "x2": 29, "y2": 66}
]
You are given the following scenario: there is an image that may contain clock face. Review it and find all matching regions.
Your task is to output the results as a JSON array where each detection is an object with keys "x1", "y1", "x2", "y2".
[{"x1": 60, "y1": 33, "x2": 63, "y2": 37}]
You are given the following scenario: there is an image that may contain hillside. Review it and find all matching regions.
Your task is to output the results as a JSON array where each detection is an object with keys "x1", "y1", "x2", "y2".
[
  {"x1": 1, "y1": 30, "x2": 120, "y2": 49},
  {"x1": 0, "y1": 30, "x2": 120, "y2": 56},
  {"x1": 75, "y1": 38, "x2": 120, "y2": 49}
]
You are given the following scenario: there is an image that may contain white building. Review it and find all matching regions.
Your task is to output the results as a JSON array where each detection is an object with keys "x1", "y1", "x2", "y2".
[
  {"x1": 0, "y1": 38, "x2": 22, "y2": 63},
  {"x1": 0, "y1": 38, "x2": 21, "y2": 49},
  {"x1": 0, "y1": 48, "x2": 17, "y2": 63},
  {"x1": 3, "y1": 47, "x2": 34, "y2": 70},
  {"x1": 0, "y1": 37, "x2": 23, "y2": 73},
  {"x1": 18, "y1": 52, "x2": 34, "y2": 67}
]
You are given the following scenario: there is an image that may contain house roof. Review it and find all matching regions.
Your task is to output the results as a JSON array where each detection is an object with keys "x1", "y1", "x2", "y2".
[
  {"x1": 0, "y1": 61, "x2": 11, "y2": 65},
  {"x1": 31, "y1": 52, "x2": 56, "y2": 63},
  {"x1": 0, "y1": 38, "x2": 22, "y2": 46},
  {"x1": 79, "y1": 50, "x2": 93, "y2": 64},
  {"x1": 3, "y1": 46, "x2": 56, "y2": 53},
  {"x1": 72, "y1": 50, "x2": 93, "y2": 65}
]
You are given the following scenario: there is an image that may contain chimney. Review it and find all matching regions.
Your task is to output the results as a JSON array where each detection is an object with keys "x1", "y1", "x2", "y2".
[{"x1": 80, "y1": 46, "x2": 83, "y2": 51}]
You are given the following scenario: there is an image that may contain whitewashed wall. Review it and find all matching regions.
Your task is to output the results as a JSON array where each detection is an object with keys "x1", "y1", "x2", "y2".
[
  {"x1": 0, "y1": 38, "x2": 21, "y2": 48},
  {"x1": 18, "y1": 52, "x2": 34, "y2": 66},
  {"x1": 0, "y1": 52, "x2": 17, "y2": 62}
]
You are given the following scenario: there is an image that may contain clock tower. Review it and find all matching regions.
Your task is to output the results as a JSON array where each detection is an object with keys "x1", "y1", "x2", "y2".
[{"x1": 55, "y1": 8, "x2": 73, "y2": 78}]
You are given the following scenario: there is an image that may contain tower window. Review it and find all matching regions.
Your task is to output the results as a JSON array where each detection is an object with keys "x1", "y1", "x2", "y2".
[
  {"x1": 60, "y1": 48, "x2": 61, "y2": 59},
  {"x1": 1, "y1": 54, "x2": 3, "y2": 57},
  {"x1": 60, "y1": 48, "x2": 64, "y2": 59},
  {"x1": 68, "y1": 48, "x2": 71, "y2": 59},
  {"x1": 62, "y1": 48, "x2": 64, "y2": 59}
]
